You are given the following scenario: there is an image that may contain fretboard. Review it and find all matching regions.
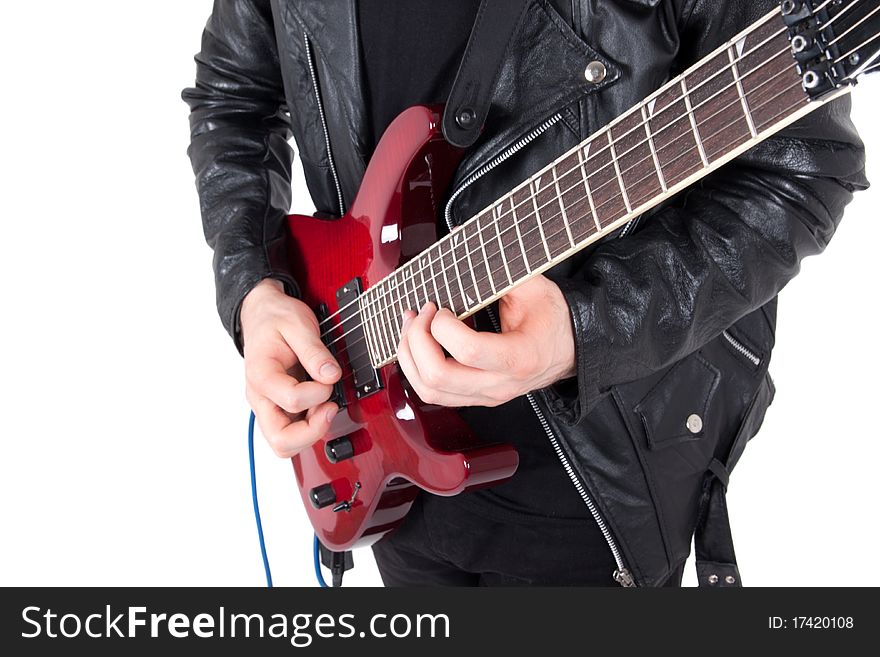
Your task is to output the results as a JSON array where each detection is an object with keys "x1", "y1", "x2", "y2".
[{"x1": 359, "y1": 6, "x2": 842, "y2": 368}]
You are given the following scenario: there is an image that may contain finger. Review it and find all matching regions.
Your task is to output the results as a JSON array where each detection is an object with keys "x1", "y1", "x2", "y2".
[
  {"x1": 403, "y1": 303, "x2": 503, "y2": 395},
  {"x1": 247, "y1": 356, "x2": 334, "y2": 414},
  {"x1": 279, "y1": 322, "x2": 341, "y2": 385},
  {"x1": 430, "y1": 306, "x2": 531, "y2": 373},
  {"x1": 251, "y1": 394, "x2": 338, "y2": 459},
  {"x1": 399, "y1": 312, "x2": 501, "y2": 405}
]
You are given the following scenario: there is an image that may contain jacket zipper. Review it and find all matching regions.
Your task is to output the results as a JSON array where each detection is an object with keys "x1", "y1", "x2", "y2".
[
  {"x1": 722, "y1": 330, "x2": 761, "y2": 367},
  {"x1": 304, "y1": 32, "x2": 345, "y2": 216},
  {"x1": 445, "y1": 115, "x2": 634, "y2": 586},
  {"x1": 444, "y1": 113, "x2": 563, "y2": 231},
  {"x1": 484, "y1": 306, "x2": 634, "y2": 587}
]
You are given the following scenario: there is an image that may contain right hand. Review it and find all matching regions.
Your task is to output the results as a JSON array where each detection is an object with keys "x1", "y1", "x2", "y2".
[{"x1": 240, "y1": 278, "x2": 341, "y2": 458}]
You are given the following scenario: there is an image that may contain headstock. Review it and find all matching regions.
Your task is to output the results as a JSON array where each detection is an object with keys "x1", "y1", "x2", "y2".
[{"x1": 782, "y1": 0, "x2": 880, "y2": 98}]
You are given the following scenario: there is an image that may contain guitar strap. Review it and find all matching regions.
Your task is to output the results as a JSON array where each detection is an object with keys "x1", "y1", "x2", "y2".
[{"x1": 442, "y1": 0, "x2": 532, "y2": 148}]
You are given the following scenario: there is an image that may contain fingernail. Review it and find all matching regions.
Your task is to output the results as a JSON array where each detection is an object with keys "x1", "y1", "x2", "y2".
[
  {"x1": 320, "y1": 362, "x2": 340, "y2": 379},
  {"x1": 401, "y1": 315, "x2": 411, "y2": 332},
  {"x1": 325, "y1": 407, "x2": 338, "y2": 424}
]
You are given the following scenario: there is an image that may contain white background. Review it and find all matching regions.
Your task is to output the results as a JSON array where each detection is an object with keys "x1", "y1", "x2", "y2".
[{"x1": 1, "y1": 2, "x2": 877, "y2": 587}]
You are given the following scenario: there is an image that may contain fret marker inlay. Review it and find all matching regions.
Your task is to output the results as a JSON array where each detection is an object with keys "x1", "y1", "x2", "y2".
[{"x1": 681, "y1": 77, "x2": 710, "y2": 167}]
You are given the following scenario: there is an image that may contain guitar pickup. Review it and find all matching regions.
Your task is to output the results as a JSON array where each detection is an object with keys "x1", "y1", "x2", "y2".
[{"x1": 336, "y1": 278, "x2": 383, "y2": 399}]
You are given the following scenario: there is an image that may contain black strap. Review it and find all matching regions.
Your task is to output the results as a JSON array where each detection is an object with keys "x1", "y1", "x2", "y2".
[
  {"x1": 442, "y1": 0, "x2": 532, "y2": 148},
  {"x1": 694, "y1": 459, "x2": 742, "y2": 587}
]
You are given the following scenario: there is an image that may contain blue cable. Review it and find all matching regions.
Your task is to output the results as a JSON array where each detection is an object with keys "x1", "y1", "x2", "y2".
[
  {"x1": 248, "y1": 411, "x2": 273, "y2": 588},
  {"x1": 314, "y1": 535, "x2": 329, "y2": 588},
  {"x1": 248, "y1": 410, "x2": 330, "y2": 587}
]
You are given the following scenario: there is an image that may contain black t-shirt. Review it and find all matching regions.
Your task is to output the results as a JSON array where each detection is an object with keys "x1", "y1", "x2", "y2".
[{"x1": 358, "y1": 1, "x2": 590, "y2": 520}]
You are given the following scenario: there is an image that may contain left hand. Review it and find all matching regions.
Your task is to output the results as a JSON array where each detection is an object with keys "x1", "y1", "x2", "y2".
[{"x1": 397, "y1": 274, "x2": 576, "y2": 407}]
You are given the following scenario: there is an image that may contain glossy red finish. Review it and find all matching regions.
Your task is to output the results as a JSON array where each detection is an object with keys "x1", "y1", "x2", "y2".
[{"x1": 287, "y1": 105, "x2": 519, "y2": 551}]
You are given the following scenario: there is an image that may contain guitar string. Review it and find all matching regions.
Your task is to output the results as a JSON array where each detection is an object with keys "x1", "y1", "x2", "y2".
[
  {"x1": 355, "y1": 0, "x2": 864, "y2": 340},
  {"x1": 835, "y1": 18, "x2": 880, "y2": 65},
  {"x1": 827, "y1": 1, "x2": 880, "y2": 48},
  {"x1": 315, "y1": 0, "x2": 843, "y2": 336},
  {"x1": 348, "y1": 78, "x2": 807, "y2": 365},
  {"x1": 330, "y1": 52, "x2": 801, "y2": 356},
  {"x1": 321, "y1": 75, "x2": 810, "y2": 378},
  {"x1": 340, "y1": 40, "x2": 794, "y2": 355},
  {"x1": 329, "y1": 0, "x2": 871, "y2": 374}
]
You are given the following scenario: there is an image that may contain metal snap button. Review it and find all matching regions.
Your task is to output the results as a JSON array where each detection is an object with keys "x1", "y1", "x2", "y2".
[
  {"x1": 686, "y1": 413, "x2": 703, "y2": 434},
  {"x1": 707, "y1": 574, "x2": 719, "y2": 585},
  {"x1": 455, "y1": 107, "x2": 476, "y2": 129},
  {"x1": 584, "y1": 61, "x2": 607, "y2": 84},
  {"x1": 725, "y1": 575, "x2": 736, "y2": 584}
]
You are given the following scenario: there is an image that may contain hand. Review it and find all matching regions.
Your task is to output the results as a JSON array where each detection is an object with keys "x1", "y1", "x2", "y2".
[
  {"x1": 240, "y1": 279, "x2": 340, "y2": 457},
  {"x1": 397, "y1": 274, "x2": 576, "y2": 407}
]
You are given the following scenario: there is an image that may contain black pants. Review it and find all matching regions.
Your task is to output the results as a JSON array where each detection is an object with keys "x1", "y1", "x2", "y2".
[{"x1": 371, "y1": 492, "x2": 685, "y2": 587}]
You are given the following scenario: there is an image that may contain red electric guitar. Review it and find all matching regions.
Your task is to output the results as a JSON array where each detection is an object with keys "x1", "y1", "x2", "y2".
[{"x1": 287, "y1": 0, "x2": 880, "y2": 551}]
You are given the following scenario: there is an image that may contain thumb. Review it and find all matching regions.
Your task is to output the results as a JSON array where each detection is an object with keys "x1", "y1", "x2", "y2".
[{"x1": 283, "y1": 327, "x2": 341, "y2": 384}]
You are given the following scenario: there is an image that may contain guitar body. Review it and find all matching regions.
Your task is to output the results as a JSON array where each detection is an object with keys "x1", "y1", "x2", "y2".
[{"x1": 287, "y1": 105, "x2": 519, "y2": 552}]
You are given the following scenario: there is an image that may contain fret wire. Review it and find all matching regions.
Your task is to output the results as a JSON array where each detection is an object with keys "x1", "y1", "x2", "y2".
[
  {"x1": 492, "y1": 204, "x2": 514, "y2": 285},
  {"x1": 493, "y1": 42, "x2": 791, "y2": 239},
  {"x1": 510, "y1": 197, "x2": 532, "y2": 273},
  {"x1": 392, "y1": 270, "x2": 405, "y2": 326},
  {"x1": 384, "y1": 43, "x2": 796, "y2": 324},
  {"x1": 681, "y1": 77, "x2": 710, "y2": 166},
  {"x1": 402, "y1": 265, "x2": 414, "y2": 311},
  {"x1": 411, "y1": 263, "x2": 423, "y2": 310},
  {"x1": 346, "y1": 42, "x2": 798, "y2": 341},
  {"x1": 331, "y1": 80, "x2": 806, "y2": 372},
  {"x1": 521, "y1": 86, "x2": 807, "y2": 301},
  {"x1": 417, "y1": 256, "x2": 430, "y2": 308},
  {"x1": 438, "y1": 241, "x2": 456, "y2": 311},
  {"x1": 386, "y1": 278, "x2": 401, "y2": 335},
  {"x1": 578, "y1": 145, "x2": 602, "y2": 231},
  {"x1": 365, "y1": 288, "x2": 385, "y2": 363},
  {"x1": 728, "y1": 45, "x2": 758, "y2": 137},
  {"x1": 359, "y1": 293, "x2": 380, "y2": 366},
  {"x1": 399, "y1": 268, "x2": 409, "y2": 318},
  {"x1": 407, "y1": 261, "x2": 420, "y2": 311},
  {"x1": 529, "y1": 181, "x2": 553, "y2": 261},
  {"x1": 426, "y1": 249, "x2": 442, "y2": 308},
  {"x1": 461, "y1": 224, "x2": 483, "y2": 304},
  {"x1": 641, "y1": 103, "x2": 667, "y2": 192},
  {"x1": 476, "y1": 215, "x2": 497, "y2": 295},
  {"x1": 390, "y1": 59, "x2": 797, "y2": 329},
  {"x1": 607, "y1": 130, "x2": 632, "y2": 212},
  {"x1": 552, "y1": 164, "x2": 576, "y2": 247},
  {"x1": 481, "y1": 70, "x2": 803, "y2": 293},
  {"x1": 367, "y1": 287, "x2": 390, "y2": 363},
  {"x1": 449, "y1": 232, "x2": 471, "y2": 310},
  {"x1": 411, "y1": 263, "x2": 424, "y2": 309},
  {"x1": 318, "y1": 16, "x2": 795, "y2": 345},
  {"x1": 412, "y1": 261, "x2": 425, "y2": 309},
  {"x1": 377, "y1": 287, "x2": 395, "y2": 361},
  {"x1": 330, "y1": 77, "x2": 809, "y2": 366}
]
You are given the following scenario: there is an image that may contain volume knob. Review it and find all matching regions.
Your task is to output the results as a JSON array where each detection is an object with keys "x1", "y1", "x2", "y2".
[
  {"x1": 325, "y1": 437, "x2": 356, "y2": 463},
  {"x1": 309, "y1": 483, "x2": 337, "y2": 509}
]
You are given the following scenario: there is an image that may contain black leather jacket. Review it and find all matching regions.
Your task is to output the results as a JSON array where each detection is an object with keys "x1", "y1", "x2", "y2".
[{"x1": 183, "y1": 0, "x2": 868, "y2": 586}]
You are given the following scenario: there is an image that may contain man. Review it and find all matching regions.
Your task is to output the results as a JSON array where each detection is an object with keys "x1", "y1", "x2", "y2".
[{"x1": 183, "y1": 0, "x2": 867, "y2": 586}]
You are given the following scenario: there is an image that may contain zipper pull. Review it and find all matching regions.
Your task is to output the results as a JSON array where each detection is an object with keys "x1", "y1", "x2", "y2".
[{"x1": 613, "y1": 568, "x2": 635, "y2": 587}]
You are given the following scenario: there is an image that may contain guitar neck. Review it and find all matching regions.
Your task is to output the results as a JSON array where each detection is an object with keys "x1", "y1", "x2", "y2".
[{"x1": 360, "y1": 5, "x2": 847, "y2": 368}]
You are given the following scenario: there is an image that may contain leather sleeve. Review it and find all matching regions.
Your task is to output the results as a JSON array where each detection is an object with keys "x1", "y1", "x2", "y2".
[
  {"x1": 182, "y1": 0, "x2": 298, "y2": 354},
  {"x1": 541, "y1": 0, "x2": 869, "y2": 425}
]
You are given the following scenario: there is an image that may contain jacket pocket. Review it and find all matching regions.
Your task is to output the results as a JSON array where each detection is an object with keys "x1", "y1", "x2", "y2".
[
  {"x1": 633, "y1": 354, "x2": 720, "y2": 450},
  {"x1": 611, "y1": 349, "x2": 731, "y2": 567}
]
